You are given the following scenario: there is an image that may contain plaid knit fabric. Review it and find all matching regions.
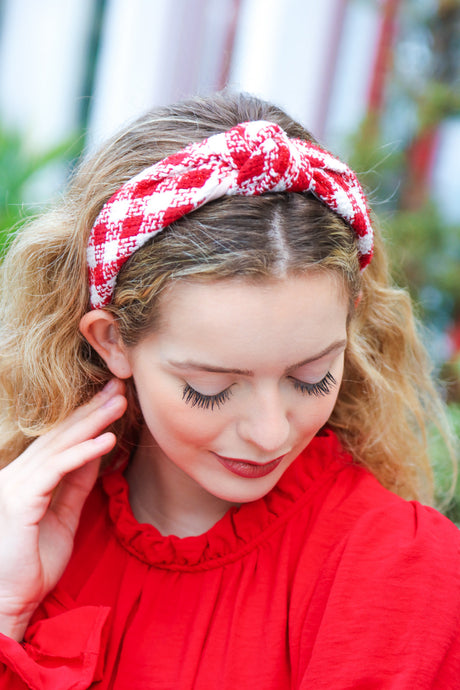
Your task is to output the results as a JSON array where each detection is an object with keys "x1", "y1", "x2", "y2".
[{"x1": 87, "y1": 121, "x2": 373, "y2": 308}]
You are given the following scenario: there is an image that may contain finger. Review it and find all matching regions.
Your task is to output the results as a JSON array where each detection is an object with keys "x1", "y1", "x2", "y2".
[
  {"x1": 56, "y1": 379, "x2": 126, "y2": 432},
  {"x1": 17, "y1": 387, "x2": 127, "y2": 467},
  {"x1": 43, "y1": 394, "x2": 127, "y2": 455},
  {"x1": 0, "y1": 431, "x2": 117, "y2": 522},
  {"x1": 48, "y1": 456, "x2": 104, "y2": 537},
  {"x1": 31, "y1": 431, "x2": 118, "y2": 497},
  {"x1": 24, "y1": 379, "x2": 126, "y2": 453}
]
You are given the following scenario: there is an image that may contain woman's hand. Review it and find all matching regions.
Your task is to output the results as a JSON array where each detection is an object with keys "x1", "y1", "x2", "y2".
[{"x1": 0, "y1": 379, "x2": 127, "y2": 642}]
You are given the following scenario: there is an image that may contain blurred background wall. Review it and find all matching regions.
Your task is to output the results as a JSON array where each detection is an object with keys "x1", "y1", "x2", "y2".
[
  {"x1": 0, "y1": 0, "x2": 458, "y2": 403},
  {"x1": 1, "y1": 0, "x2": 386, "y2": 150}
]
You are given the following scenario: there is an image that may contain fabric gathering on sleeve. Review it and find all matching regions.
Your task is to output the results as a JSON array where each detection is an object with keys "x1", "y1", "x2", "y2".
[
  {"x1": 0, "y1": 429, "x2": 459, "y2": 689},
  {"x1": 0, "y1": 606, "x2": 110, "y2": 690}
]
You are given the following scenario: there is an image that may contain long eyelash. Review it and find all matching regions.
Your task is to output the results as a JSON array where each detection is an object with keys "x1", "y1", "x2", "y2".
[
  {"x1": 182, "y1": 383, "x2": 233, "y2": 410},
  {"x1": 291, "y1": 371, "x2": 337, "y2": 397}
]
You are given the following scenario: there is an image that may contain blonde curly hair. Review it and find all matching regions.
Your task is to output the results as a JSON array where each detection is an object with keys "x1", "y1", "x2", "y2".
[{"x1": 0, "y1": 92, "x2": 454, "y2": 504}]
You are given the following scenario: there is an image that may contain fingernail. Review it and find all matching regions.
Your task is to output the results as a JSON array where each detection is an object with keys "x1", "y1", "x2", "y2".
[{"x1": 94, "y1": 432, "x2": 113, "y2": 445}]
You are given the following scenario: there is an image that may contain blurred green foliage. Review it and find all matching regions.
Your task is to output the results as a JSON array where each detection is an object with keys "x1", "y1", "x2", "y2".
[
  {"x1": 348, "y1": 0, "x2": 460, "y2": 330},
  {"x1": 432, "y1": 404, "x2": 460, "y2": 523},
  {"x1": 350, "y1": 130, "x2": 460, "y2": 329},
  {"x1": 348, "y1": 0, "x2": 460, "y2": 517},
  {"x1": 0, "y1": 125, "x2": 81, "y2": 252}
]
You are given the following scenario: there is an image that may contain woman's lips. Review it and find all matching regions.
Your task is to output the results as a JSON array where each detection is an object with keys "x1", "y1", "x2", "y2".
[{"x1": 213, "y1": 453, "x2": 285, "y2": 478}]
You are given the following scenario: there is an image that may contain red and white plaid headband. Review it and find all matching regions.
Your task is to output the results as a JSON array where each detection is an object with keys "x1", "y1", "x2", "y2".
[{"x1": 88, "y1": 121, "x2": 373, "y2": 308}]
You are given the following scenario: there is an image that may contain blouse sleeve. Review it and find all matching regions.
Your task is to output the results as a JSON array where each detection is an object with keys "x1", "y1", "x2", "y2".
[
  {"x1": 295, "y1": 501, "x2": 460, "y2": 689},
  {"x1": 0, "y1": 603, "x2": 111, "y2": 690}
]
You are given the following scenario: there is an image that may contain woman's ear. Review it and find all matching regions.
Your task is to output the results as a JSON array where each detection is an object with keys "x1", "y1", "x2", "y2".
[{"x1": 79, "y1": 310, "x2": 133, "y2": 379}]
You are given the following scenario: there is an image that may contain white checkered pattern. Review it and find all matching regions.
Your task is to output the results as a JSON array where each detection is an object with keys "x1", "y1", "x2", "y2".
[{"x1": 87, "y1": 121, "x2": 373, "y2": 308}]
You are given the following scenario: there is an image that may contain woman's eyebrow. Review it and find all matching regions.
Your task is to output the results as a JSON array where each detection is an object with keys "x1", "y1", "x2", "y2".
[
  {"x1": 168, "y1": 339, "x2": 347, "y2": 376},
  {"x1": 286, "y1": 339, "x2": 347, "y2": 371},
  {"x1": 169, "y1": 361, "x2": 253, "y2": 375}
]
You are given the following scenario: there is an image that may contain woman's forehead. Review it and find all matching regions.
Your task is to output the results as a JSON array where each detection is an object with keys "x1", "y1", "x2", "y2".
[
  {"x1": 161, "y1": 272, "x2": 347, "y2": 317},
  {"x1": 138, "y1": 273, "x2": 349, "y2": 368}
]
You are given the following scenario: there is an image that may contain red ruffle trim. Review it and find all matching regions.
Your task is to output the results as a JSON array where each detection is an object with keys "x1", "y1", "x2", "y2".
[{"x1": 101, "y1": 429, "x2": 348, "y2": 570}]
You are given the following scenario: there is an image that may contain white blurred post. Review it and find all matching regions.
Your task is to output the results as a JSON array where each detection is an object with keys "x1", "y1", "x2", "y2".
[
  {"x1": 228, "y1": 0, "x2": 344, "y2": 135},
  {"x1": 87, "y1": 0, "x2": 173, "y2": 149},
  {"x1": 0, "y1": 0, "x2": 94, "y2": 151},
  {"x1": 87, "y1": 0, "x2": 242, "y2": 148},
  {"x1": 432, "y1": 119, "x2": 460, "y2": 224},
  {"x1": 324, "y1": 0, "x2": 381, "y2": 152}
]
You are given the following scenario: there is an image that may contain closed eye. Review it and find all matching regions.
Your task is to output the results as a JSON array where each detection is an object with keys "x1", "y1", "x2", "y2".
[
  {"x1": 182, "y1": 371, "x2": 337, "y2": 411},
  {"x1": 182, "y1": 383, "x2": 234, "y2": 410},
  {"x1": 289, "y1": 371, "x2": 336, "y2": 397}
]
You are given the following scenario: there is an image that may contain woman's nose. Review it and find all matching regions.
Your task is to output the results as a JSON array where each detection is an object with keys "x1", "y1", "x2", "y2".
[{"x1": 237, "y1": 389, "x2": 290, "y2": 455}]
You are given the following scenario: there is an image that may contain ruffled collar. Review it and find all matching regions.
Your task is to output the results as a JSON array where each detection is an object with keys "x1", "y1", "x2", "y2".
[{"x1": 101, "y1": 429, "x2": 348, "y2": 570}]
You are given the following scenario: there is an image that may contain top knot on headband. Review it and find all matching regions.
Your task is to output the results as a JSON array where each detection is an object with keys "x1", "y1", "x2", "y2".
[{"x1": 87, "y1": 121, "x2": 373, "y2": 309}]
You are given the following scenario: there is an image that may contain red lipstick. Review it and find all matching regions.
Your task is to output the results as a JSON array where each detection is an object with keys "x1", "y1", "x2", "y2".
[{"x1": 214, "y1": 453, "x2": 284, "y2": 478}]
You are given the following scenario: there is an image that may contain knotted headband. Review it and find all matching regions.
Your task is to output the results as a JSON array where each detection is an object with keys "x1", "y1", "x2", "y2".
[{"x1": 88, "y1": 120, "x2": 373, "y2": 309}]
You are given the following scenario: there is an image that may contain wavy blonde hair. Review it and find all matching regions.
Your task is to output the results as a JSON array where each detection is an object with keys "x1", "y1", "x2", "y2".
[{"x1": 0, "y1": 92, "x2": 454, "y2": 504}]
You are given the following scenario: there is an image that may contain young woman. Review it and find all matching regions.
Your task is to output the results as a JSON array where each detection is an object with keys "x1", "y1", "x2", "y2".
[{"x1": 0, "y1": 92, "x2": 458, "y2": 688}]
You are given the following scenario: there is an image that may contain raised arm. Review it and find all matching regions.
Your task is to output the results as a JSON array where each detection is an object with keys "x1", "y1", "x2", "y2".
[{"x1": 0, "y1": 379, "x2": 127, "y2": 642}]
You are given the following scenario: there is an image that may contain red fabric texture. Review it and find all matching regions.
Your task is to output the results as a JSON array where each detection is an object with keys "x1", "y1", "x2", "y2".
[{"x1": 1, "y1": 430, "x2": 459, "y2": 688}]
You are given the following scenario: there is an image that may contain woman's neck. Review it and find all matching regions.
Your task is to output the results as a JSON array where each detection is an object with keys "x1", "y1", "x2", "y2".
[{"x1": 124, "y1": 427, "x2": 235, "y2": 538}]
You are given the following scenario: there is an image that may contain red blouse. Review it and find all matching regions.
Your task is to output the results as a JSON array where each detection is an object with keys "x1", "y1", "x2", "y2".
[{"x1": 1, "y1": 430, "x2": 459, "y2": 689}]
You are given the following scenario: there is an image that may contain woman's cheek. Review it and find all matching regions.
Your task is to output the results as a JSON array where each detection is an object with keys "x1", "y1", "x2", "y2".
[{"x1": 142, "y1": 388, "x2": 231, "y2": 446}]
